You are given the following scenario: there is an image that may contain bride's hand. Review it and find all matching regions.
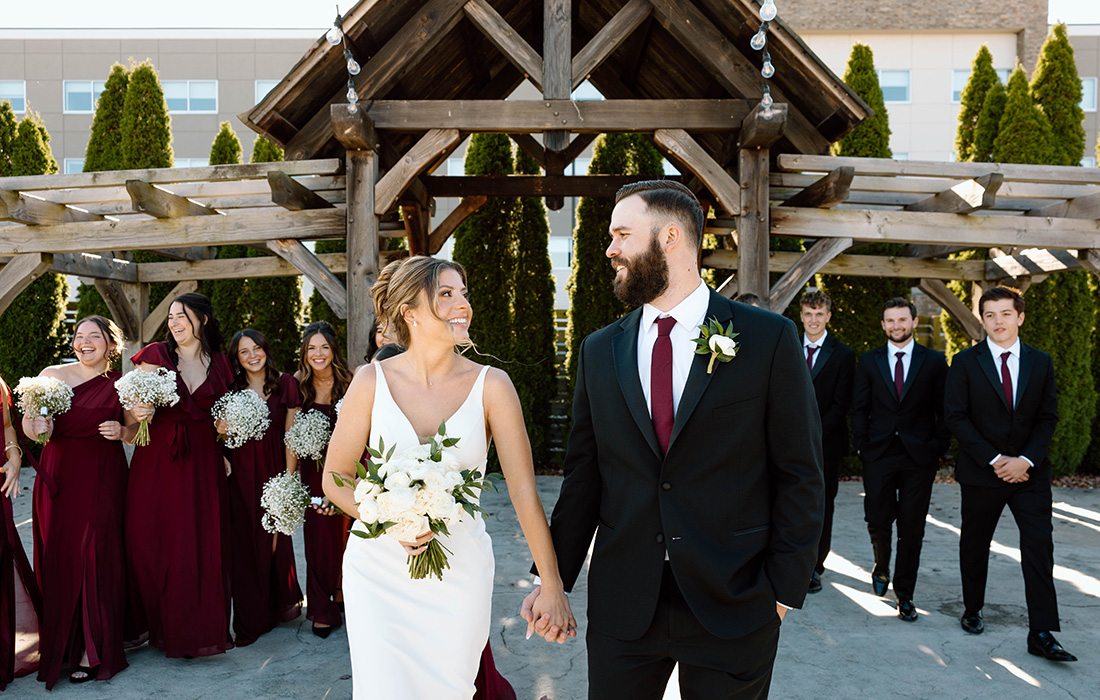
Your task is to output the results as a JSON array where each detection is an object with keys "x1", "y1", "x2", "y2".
[
  {"x1": 399, "y1": 530, "x2": 435, "y2": 556},
  {"x1": 530, "y1": 585, "x2": 576, "y2": 644}
]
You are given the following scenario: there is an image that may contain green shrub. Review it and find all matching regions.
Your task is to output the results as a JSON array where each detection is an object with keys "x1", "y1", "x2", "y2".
[{"x1": 956, "y1": 46, "x2": 999, "y2": 163}]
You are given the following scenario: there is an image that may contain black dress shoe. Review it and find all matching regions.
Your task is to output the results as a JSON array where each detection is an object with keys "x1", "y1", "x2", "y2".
[
  {"x1": 808, "y1": 571, "x2": 823, "y2": 594},
  {"x1": 1027, "y1": 631, "x2": 1077, "y2": 662},
  {"x1": 960, "y1": 610, "x2": 984, "y2": 635},
  {"x1": 871, "y1": 573, "x2": 890, "y2": 597},
  {"x1": 897, "y1": 599, "x2": 918, "y2": 622},
  {"x1": 312, "y1": 623, "x2": 333, "y2": 639}
]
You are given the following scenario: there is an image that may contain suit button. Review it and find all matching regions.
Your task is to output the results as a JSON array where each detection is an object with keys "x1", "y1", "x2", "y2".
[
  {"x1": 661, "y1": 481, "x2": 672, "y2": 491},
  {"x1": 655, "y1": 533, "x2": 665, "y2": 544}
]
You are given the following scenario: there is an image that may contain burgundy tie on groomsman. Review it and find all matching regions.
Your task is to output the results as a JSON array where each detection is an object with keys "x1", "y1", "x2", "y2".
[
  {"x1": 651, "y1": 316, "x2": 677, "y2": 455},
  {"x1": 1000, "y1": 351, "x2": 1014, "y2": 412},
  {"x1": 894, "y1": 351, "x2": 905, "y2": 400},
  {"x1": 806, "y1": 346, "x2": 817, "y2": 373}
]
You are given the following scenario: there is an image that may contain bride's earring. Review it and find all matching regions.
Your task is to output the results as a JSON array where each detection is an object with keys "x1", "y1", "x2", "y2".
[{"x1": 411, "y1": 319, "x2": 418, "y2": 327}]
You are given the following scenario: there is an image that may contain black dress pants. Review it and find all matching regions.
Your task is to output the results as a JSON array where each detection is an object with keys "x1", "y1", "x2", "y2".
[{"x1": 815, "y1": 457, "x2": 841, "y2": 575}]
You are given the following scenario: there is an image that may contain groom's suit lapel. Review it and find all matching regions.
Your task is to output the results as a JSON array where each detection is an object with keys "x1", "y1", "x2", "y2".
[
  {"x1": 668, "y1": 291, "x2": 733, "y2": 452},
  {"x1": 612, "y1": 308, "x2": 662, "y2": 459}
]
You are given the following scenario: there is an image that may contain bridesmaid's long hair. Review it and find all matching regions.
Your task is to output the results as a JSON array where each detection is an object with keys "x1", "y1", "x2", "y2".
[
  {"x1": 73, "y1": 315, "x2": 126, "y2": 368},
  {"x1": 228, "y1": 329, "x2": 282, "y2": 397},
  {"x1": 165, "y1": 292, "x2": 224, "y2": 363},
  {"x1": 297, "y1": 321, "x2": 353, "y2": 412},
  {"x1": 371, "y1": 256, "x2": 468, "y2": 351}
]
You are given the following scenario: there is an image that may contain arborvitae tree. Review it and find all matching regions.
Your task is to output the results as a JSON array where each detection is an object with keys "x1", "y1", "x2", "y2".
[
  {"x1": 819, "y1": 43, "x2": 909, "y2": 353},
  {"x1": 120, "y1": 61, "x2": 172, "y2": 169},
  {"x1": 509, "y1": 149, "x2": 557, "y2": 467},
  {"x1": 1031, "y1": 23, "x2": 1085, "y2": 167},
  {"x1": 209, "y1": 121, "x2": 242, "y2": 165},
  {"x1": 451, "y1": 134, "x2": 516, "y2": 370},
  {"x1": 972, "y1": 80, "x2": 1006, "y2": 163},
  {"x1": 11, "y1": 112, "x2": 58, "y2": 176},
  {"x1": 83, "y1": 64, "x2": 129, "y2": 172},
  {"x1": 250, "y1": 135, "x2": 284, "y2": 163},
  {"x1": 203, "y1": 122, "x2": 251, "y2": 337},
  {"x1": 1085, "y1": 276, "x2": 1100, "y2": 474},
  {"x1": 993, "y1": 67, "x2": 1054, "y2": 165},
  {"x1": 0, "y1": 101, "x2": 16, "y2": 175},
  {"x1": 956, "y1": 46, "x2": 999, "y2": 163}
]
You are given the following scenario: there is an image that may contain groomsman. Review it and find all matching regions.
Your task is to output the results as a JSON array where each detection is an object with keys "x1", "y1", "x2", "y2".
[
  {"x1": 945, "y1": 286, "x2": 1076, "y2": 662},
  {"x1": 799, "y1": 289, "x2": 854, "y2": 594},
  {"x1": 852, "y1": 298, "x2": 947, "y2": 621}
]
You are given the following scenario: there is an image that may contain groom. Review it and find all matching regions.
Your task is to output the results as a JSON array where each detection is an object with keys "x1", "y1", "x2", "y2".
[{"x1": 523, "y1": 180, "x2": 824, "y2": 699}]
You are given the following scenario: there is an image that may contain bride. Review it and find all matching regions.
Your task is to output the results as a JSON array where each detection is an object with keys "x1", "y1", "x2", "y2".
[{"x1": 323, "y1": 256, "x2": 575, "y2": 699}]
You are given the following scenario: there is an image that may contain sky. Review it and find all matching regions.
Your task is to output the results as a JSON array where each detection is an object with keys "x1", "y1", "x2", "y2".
[{"x1": 3, "y1": 0, "x2": 1100, "y2": 28}]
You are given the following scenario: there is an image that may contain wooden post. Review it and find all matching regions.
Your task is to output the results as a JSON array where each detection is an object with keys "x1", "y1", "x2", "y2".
[
  {"x1": 94, "y1": 280, "x2": 148, "y2": 371},
  {"x1": 736, "y1": 147, "x2": 769, "y2": 298},
  {"x1": 346, "y1": 149, "x2": 380, "y2": 366},
  {"x1": 543, "y1": 0, "x2": 570, "y2": 210}
]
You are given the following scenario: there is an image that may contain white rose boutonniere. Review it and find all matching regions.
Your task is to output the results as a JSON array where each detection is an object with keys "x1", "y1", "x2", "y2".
[{"x1": 693, "y1": 317, "x2": 740, "y2": 374}]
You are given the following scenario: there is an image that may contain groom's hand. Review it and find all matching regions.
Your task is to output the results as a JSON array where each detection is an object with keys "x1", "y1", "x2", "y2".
[
  {"x1": 520, "y1": 586, "x2": 540, "y2": 637},
  {"x1": 776, "y1": 603, "x2": 788, "y2": 622},
  {"x1": 520, "y1": 586, "x2": 575, "y2": 643}
]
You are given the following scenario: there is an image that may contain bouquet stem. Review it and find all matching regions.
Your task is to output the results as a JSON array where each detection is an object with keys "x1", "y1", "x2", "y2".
[
  {"x1": 133, "y1": 419, "x2": 151, "y2": 447},
  {"x1": 407, "y1": 539, "x2": 452, "y2": 580},
  {"x1": 34, "y1": 432, "x2": 49, "y2": 446}
]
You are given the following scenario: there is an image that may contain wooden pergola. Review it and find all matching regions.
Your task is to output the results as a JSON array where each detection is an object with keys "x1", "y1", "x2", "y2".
[{"x1": 2, "y1": 0, "x2": 1098, "y2": 363}]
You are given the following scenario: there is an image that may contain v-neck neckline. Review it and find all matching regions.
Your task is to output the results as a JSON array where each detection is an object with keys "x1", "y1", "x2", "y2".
[{"x1": 376, "y1": 364, "x2": 483, "y2": 445}]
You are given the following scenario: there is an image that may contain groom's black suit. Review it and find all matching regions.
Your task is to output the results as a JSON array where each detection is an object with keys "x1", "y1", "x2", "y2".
[{"x1": 546, "y1": 291, "x2": 823, "y2": 698}]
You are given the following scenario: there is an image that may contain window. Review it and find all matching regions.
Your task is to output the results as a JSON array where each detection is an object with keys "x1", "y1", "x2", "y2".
[
  {"x1": 951, "y1": 68, "x2": 1010, "y2": 103},
  {"x1": 878, "y1": 70, "x2": 910, "y2": 103},
  {"x1": 1082, "y1": 77, "x2": 1097, "y2": 113},
  {"x1": 0, "y1": 80, "x2": 25, "y2": 113},
  {"x1": 255, "y1": 79, "x2": 279, "y2": 104},
  {"x1": 163, "y1": 80, "x2": 218, "y2": 113},
  {"x1": 63, "y1": 80, "x2": 107, "y2": 113},
  {"x1": 63, "y1": 158, "x2": 85, "y2": 174},
  {"x1": 570, "y1": 81, "x2": 603, "y2": 101},
  {"x1": 1083, "y1": 156, "x2": 1097, "y2": 168},
  {"x1": 549, "y1": 237, "x2": 572, "y2": 269},
  {"x1": 174, "y1": 158, "x2": 209, "y2": 168}
]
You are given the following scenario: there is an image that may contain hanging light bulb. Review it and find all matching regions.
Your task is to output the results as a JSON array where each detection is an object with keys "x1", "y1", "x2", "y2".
[
  {"x1": 326, "y1": 25, "x2": 343, "y2": 46},
  {"x1": 760, "y1": 84, "x2": 774, "y2": 110},
  {"x1": 345, "y1": 48, "x2": 361, "y2": 76},
  {"x1": 750, "y1": 25, "x2": 768, "y2": 51},
  {"x1": 760, "y1": 0, "x2": 778, "y2": 22},
  {"x1": 346, "y1": 80, "x2": 358, "y2": 104},
  {"x1": 761, "y1": 50, "x2": 775, "y2": 79}
]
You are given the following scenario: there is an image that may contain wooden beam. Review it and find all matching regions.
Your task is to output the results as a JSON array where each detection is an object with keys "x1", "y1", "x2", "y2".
[
  {"x1": 985, "y1": 248, "x2": 1081, "y2": 280},
  {"x1": 900, "y1": 244, "x2": 970, "y2": 259},
  {"x1": 703, "y1": 249, "x2": 988, "y2": 281},
  {"x1": 918, "y1": 278, "x2": 982, "y2": 341},
  {"x1": 571, "y1": 0, "x2": 652, "y2": 88},
  {"x1": 653, "y1": 129, "x2": 740, "y2": 214},
  {"x1": 0, "y1": 253, "x2": 52, "y2": 314},
  {"x1": 777, "y1": 154, "x2": 1100, "y2": 185},
  {"x1": 125, "y1": 179, "x2": 220, "y2": 218},
  {"x1": 330, "y1": 103, "x2": 382, "y2": 151},
  {"x1": 366, "y1": 99, "x2": 752, "y2": 132},
  {"x1": 401, "y1": 203, "x2": 430, "y2": 256},
  {"x1": 93, "y1": 280, "x2": 144, "y2": 343},
  {"x1": 51, "y1": 253, "x2": 137, "y2": 282},
  {"x1": 739, "y1": 103, "x2": 788, "y2": 149},
  {"x1": 1026, "y1": 191, "x2": 1100, "y2": 219},
  {"x1": 781, "y1": 167, "x2": 854, "y2": 208},
  {"x1": 0, "y1": 190, "x2": 104, "y2": 225},
  {"x1": 543, "y1": 0, "x2": 571, "y2": 154},
  {"x1": 428, "y1": 195, "x2": 487, "y2": 254},
  {"x1": 1081, "y1": 249, "x2": 1100, "y2": 277},
  {"x1": 716, "y1": 274, "x2": 738, "y2": 299},
  {"x1": 547, "y1": 133, "x2": 597, "y2": 173},
  {"x1": 736, "y1": 146, "x2": 769, "y2": 297},
  {"x1": 510, "y1": 134, "x2": 546, "y2": 168},
  {"x1": 374, "y1": 128, "x2": 462, "y2": 215},
  {"x1": 347, "y1": 149, "x2": 380, "y2": 365},
  {"x1": 422, "y1": 174, "x2": 684, "y2": 197},
  {"x1": 904, "y1": 173, "x2": 1003, "y2": 214},
  {"x1": 464, "y1": 0, "x2": 544, "y2": 91},
  {"x1": 267, "y1": 239, "x2": 348, "y2": 318},
  {"x1": 267, "y1": 171, "x2": 335, "y2": 210},
  {"x1": 142, "y1": 280, "x2": 198, "y2": 343},
  {"x1": 768, "y1": 237, "x2": 853, "y2": 311}
]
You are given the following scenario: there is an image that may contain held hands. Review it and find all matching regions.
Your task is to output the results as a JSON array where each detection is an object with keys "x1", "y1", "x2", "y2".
[
  {"x1": 399, "y1": 530, "x2": 436, "y2": 556},
  {"x1": 311, "y1": 497, "x2": 339, "y2": 517},
  {"x1": 520, "y1": 585, "x2": 577, "y2": 644},
  {"x1": 0, "y1": 459, "x2": 19, "y2": 499},
  {"x1": 994, "y1": 456, "x2": 1031, "y2": 484}
]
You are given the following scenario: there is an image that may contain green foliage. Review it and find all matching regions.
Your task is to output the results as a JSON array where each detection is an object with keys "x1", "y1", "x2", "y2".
[
  {"x1": 120, "y1": 60, "x2": 172, "y2": 169},
  {"x1": 74, "y1": 282, "x2": 112, "y2": 322},
  {"x1": 941, "y1": 251, "x2": 982, "y2": 360},
  {"x1": 956, "y1": 46, "x2": 999, "y2": 162},
  {"x1": 250, "y1": 135, "x2": 284, "y2": 163},
  {"x1": 993, "y1": 67, "x2": 1053, "y2": 164},
  {"x1": 1031, "y1": 23, "x2": 1086, "y2": 167},
  {"x1": 209, "y1": 121, "x2": 242, "y2": 165},
  {"x1": 1083, "y1": 277, "x2": 1100, "y2": 474},
  {"x1": 972, "y1": 80, "x2": 1006, "y2": 163},
  {"x1": 832, "y1": 44, "x2": 891, "y2": 159},
  {"x1": 0, "y1": 101, "x2": 17, "y2": 175},
  {"x1": 11, "y1": 113, "x2": 58, "y2": 176},
  {"x1": 205, "y1": 123, "x2": 248, "y2": 339},
  {"x1": 83, "y1": 64, "x2": 129, "y2": 172},
  {"x1": 241, "y1": 251, "x2": 303, "y2": 370},
  {"x1": 307, "y1": 238, "x2": 347, "y2": 353}
]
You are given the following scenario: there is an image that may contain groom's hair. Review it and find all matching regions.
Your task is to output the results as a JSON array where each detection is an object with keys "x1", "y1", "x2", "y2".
[{"x1": 615, "y1": 180, "x2": 703, "y2": 250}]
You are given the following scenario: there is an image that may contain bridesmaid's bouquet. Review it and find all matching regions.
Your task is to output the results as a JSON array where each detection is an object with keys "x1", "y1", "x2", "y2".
[
  {"x1": 13, "y1": 376, "x2": 74, "y2": 444},
  {"x1": 259, "y1": 472, "x2": 312, "y2": 535},
  {"x1": 212, "y1": 389, "x2": 271, "y2": 449},
  {"x1": 115, "y1": 367, "x2": 180, "y2": 446},
  {"x1": 332, "y1": 422, "x2": 501, "y2": 581},
  {"x1": 284, "y1": 409, "x2": 332, "y2": 466}
]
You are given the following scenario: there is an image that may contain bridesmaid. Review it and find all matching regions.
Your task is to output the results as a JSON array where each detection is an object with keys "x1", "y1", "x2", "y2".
[
  {"x1": 225, "y1": 329, "x2": 303, "y2": 646},
  {"x1": 23, "y1": 317, "x2": 130, "y2": 687},
  {"x1": 124, "y1": 292, "x2": 234, "y2": 658},
  {"x1": 293, "y1": 321, "x2": 353, "y2": 638}
]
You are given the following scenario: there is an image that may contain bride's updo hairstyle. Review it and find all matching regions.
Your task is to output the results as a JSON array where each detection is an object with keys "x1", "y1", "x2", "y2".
[{"x1": 371, "y1": 256, "x2": 469, "y2": 349}]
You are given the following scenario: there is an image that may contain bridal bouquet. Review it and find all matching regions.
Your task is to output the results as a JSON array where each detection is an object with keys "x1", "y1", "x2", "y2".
[
  {"x1": 259, "y1": 471, "x2": 312, "y2": 535},
  {"x1": 332, "y1": 422, "x2": 501, "y2": 581},
  {"x1": 115, "y1": 367, "x2": 180, "y2": 446},
  {"x1": 212, "y1": 389, "x2": 271, "y2": 449},
  {"x1": 284, "y1": 409, "x2": 332, "y2": 466},
  {"x1": 13, "y1": 376, "x2": 74, "y2": 444}
]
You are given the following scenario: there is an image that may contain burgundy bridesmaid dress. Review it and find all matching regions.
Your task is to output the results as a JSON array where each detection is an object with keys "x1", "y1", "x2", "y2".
[
  {"x1": 474, "y1": 641, "x2": 517, "y2": 700},
  {"x1": 297, "y1": 400, "x2": 350, "y2": 628},
  {"x1": 35, "y1": 373, "x2": 128, "y2": 687},
  {"x1": 124, "y1": 342, "x2": 234, "y2": 658},
  {"x1": 227, "y1": 373, "x2": 304, "y2": 645}
]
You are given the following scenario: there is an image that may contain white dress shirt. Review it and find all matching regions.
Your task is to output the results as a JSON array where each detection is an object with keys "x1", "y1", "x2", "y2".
[
  {"x1": 637, "y1": 279, "x2": 711, "y2": 417},
  {"x1": 803, "y1": 329, "x2": 829, "y2": 369},
  {"x1": 887, "y1": 338, "x2": 915, "y2": 382},
  {"x1": 986, "y1": 337, "x2": 1032, "y2": 467}
]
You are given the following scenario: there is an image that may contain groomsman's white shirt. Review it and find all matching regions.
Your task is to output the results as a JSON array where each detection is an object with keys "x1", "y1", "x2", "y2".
[
  {"x1": 638, "y1": 279, "x2": 710, "y2": 414},
  {"x1": 984, "y1": 336, "x2": 1033, "y2": 467},
  {"x1": 886, "y1": 338, "x2": 915, "y2": 382},
  {"x1": 803, "y1": 329, "x2": 829, "y2": 369}
]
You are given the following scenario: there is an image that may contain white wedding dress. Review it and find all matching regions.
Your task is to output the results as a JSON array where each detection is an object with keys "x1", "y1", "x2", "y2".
[{"x1": 343, "y1": 364, "x2": 495, "y2": 699}]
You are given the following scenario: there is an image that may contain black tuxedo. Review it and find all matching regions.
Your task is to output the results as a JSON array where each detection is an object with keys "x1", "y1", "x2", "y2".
[
  {"x1": 851, "y1": 342, "x2": 947, "y2": 600},
  {"x1": 945, "y1": 341, "x2": 1060, "y2": 631},
  {"x1": 806, "y1": 333, "x2": 854, "y2": 575},
  {"x1": 546, "y1": 291, "x2": 823, "y2": 699}
]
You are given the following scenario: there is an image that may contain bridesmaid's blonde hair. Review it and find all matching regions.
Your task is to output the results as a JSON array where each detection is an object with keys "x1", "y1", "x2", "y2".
[{"x1": 371, "y1": 256, "x2": 468, "y2": 349}]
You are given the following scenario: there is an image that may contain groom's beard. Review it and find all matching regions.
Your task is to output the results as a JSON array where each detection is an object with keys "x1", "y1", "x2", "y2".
[{"x1": 613, "y1": 234, "x2": 670, "y2": 307}]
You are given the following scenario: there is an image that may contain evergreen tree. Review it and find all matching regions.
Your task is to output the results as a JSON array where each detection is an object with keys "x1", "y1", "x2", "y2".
[
  {"x1": 120, "y1": 60, "x2": 173, "y2": 169},
  {"x1": 307, "y1": 238, "x2": 347, "y2": 353},
  {"x1": 819, "y1": 44, "x2": 909, "y2": 353},
  {"x1": 1031, "y1": 23, "x2": 1085, "y2": 167},
  {"x1": 972, "y1": 80, "x2": 1006, "y2": 163},
  {"x1": 0, "y1": 101, "x2": 16, "y2": 175},
  {"x1": 209, "y1": 121, "x2": 242, "y2": 165},
  {"x1": 11, "y1": 112, "x2": 58, "y2": 176},
  {"x1": 83, "y1": 63, "x2": 129, "y2": 172},
  {"x1": 992, "y1": 67, "x2": 1054, "y2": 164},
  {"x1": 509, "y1": 149, "x2": 557, "y2": 467},
  {"x1": 204, "y1": 122, "x2": 250, "y2": 338},
  {"x1": 250, "y1": 135, "x2": 284, "y2": 163},
  {"x1": 955, "y1": 45, "x2": 999, "y2": 163}
]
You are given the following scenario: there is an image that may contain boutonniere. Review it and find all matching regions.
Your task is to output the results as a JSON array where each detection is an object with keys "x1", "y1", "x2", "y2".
[{"x1": 693, "y1": 317, "x2": 740, "y2": 374}]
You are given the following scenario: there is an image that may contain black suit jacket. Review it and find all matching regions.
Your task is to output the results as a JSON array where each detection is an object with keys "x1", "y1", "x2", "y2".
[
  {"x1": 945, "y1": 341, "x2": 1058, "y2": 487},
  {"x1": 808, "y1": 333, "x2": 855, "y2": 464},
  {"x1": 852, "y1": 343, "x2": 948, "y2": 468},
  {"x1": 546, "y1": 291, "x2": 824, "y2": 641}
]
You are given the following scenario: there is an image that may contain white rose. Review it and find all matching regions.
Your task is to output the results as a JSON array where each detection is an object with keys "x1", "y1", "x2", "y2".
[
  {"x1": 384, "y1": 470, "x2": 412, "y2": 491},
  {"x1": 357, "y1": 497, "x2": 380, "y2": 524},
  {"x1": 353, "y1": 479, "x2": 379, "y2": 505},
  {"x1": 708, "y1": 334, "x2": 738, "y2": 356},
  {"x1": 388, "y1": 514, "x2": 430, "y2": 543},
  {"x1": 425, "y1": 489, "x2": 458, "y2": 521},
  {"x1": 376, "y1": 487, "x2": 416, "y2": 521}
]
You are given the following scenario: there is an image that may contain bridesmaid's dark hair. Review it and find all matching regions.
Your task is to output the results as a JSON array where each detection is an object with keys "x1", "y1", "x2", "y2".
[
  {"x1": 165, "y1": 292, "x2": 224, "y2": 362},
  {"x1": 297, "y1": 321, "x2": 353, "y2": 412},
  {"x1": 229, "y1": 329, "x2": 282, "y2": 398},
  {"x1": 73, "y1": 315, "x2": 126, "y2": 366}
]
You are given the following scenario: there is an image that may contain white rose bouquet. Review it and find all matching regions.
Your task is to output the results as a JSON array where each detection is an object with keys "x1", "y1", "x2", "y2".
[
  {"x1": 332, "y1": 422, "x2": 501, "y2": 581},
  {"x1": 212, "y1": 389, "x2": 271, "y2": 449},
  {"x1": 284, "y1": 409, "x2": 333, "y2": 466},
  {"x1": 114, "y1": 367, "x2": 181, "y2": 446},
  {"x1": 260, "y1": 471, "x2": 312, "y2": 535},
  {"x1": 13, "y1": 376, "x2": 74, "y2": 444}
]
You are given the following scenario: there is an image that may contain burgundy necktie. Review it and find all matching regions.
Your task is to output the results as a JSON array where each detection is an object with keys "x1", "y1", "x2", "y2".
[
  {"x1": 1000, "y1": 351, "x2": 1014, "y2": 412},
  {"x1": 894, "y1": 351, "x2": 905, "y2": 400},
  {"x1": 806, "y1": 346, "x2": 817, "y2": 373},
  {"x1": 651, "y1": 316, "x2": 676, "y2": 454}
]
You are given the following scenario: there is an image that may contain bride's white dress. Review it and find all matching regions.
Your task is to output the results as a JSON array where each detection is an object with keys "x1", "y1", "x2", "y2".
[{"x1": 343, "y1": 363, "x2": 494, "y2": 699}]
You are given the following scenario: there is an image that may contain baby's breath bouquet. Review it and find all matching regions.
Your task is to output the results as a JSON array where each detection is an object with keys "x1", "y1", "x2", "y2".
[
  {"x1": 284, "y1": 409, "x2": 333, "y2": 467},
  {"x1": 13, "y1": 376, "x2": 74, "y2": 444},
  {"x1": 212, "y1": 389, "x2": 271, "y2": 449},
  {"x1": 260, "y1": 472, "x2": 312, "y2": 535},
  {"x1": 115, "y1": 367, "x2": 180, "y2": 446}
]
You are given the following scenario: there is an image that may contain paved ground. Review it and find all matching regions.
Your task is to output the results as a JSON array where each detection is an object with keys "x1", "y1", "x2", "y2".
[{"x1": 7, "y1": 476, "x2": 1099, "y2": 698}]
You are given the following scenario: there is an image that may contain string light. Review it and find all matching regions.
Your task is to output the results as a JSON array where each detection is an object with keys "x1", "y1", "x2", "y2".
[
  {"x1": 750, "y1": 2, "x2": 779, "y2": 114},
  {"x1": 329, "y1": 5, "x2": 370, "y2": 108},
  {"x1": 761, "y1": 50, "x2": 775, "y2": 79},
  {"x1": 750, "y1": 24, "x2": 768, "y2": 51},
  {"x1": 345, "y1": 47, "x2": 361, "y2": 76},
  {"x1": 760, "y1": 0, "x2": 778, "y2": 22}
]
